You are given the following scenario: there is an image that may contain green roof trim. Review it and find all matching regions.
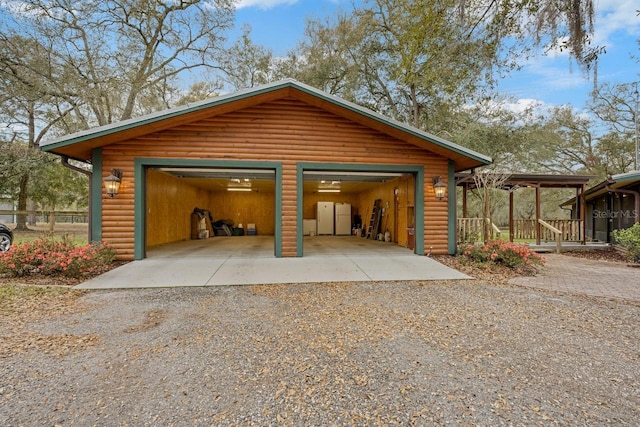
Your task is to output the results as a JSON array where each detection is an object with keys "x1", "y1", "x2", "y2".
[
  {"x1": 612, "y1": 170, "x2": 640, "y2": 183},
  {"x1": 40, "y1": 79, "x2": 492, "y2": 166}
]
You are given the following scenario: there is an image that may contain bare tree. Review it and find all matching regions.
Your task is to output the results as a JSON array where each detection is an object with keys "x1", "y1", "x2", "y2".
[
  {"x1": 473, "y1": 171, "x2": 512, "y2": 242},
  {"x1": 0, "y1": 0, "x2": 235, "y2": 229},
  {"x1": 0, "y1": 0, "x2": 235, "y2": 128}
]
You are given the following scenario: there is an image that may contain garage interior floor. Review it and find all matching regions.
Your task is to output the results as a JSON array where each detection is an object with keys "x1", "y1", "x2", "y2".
[{"x1": 76, "y1": 236, "x2": 470, "y2": 289}]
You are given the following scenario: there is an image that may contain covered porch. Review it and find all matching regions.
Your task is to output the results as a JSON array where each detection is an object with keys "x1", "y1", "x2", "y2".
[{"x1": 455, "y1": 173, "x2": 596, "y2": 251}]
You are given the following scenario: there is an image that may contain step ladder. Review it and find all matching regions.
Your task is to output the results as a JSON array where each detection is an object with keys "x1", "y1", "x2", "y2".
[{"x1": 366, "y1": 199, "x2": 383, "y2": 239}]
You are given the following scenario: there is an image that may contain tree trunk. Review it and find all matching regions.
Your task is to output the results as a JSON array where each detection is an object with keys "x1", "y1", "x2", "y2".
[
  {"x1": 410, "y1": 84, "x2": 420, "y2": 128},
  {"x1": 15, "y1": 173, "x2": 30, "y2": 231},
  {"x1": 27, "y1": 199, "x2": 37, "y2": 226}
]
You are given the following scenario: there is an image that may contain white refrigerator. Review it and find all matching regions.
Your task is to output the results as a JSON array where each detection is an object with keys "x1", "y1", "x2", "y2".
[
  {"x1": 316, "y1": 202, "x2": 334, "y2": 235},
  {"x1": 334, "y1": 203, "x2": 351, "y2": 235}
]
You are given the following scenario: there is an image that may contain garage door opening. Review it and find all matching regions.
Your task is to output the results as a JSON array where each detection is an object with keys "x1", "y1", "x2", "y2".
[
  {"x1": 144, "y1": 167, "x2": 277, "y2": 258},
  {"x1": 301, "y1": 170, "x2": 418, "y2": 256}
]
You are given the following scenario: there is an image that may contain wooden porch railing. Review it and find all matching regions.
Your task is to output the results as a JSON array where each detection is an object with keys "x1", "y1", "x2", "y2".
[
  {"x1": 457, "y1": 218, "x2": 501, "y2": 243},
  {"x1": 513, "y1": 219, "x2": 583, "y2": 241},
  {"x1": 458, "y1": 218, "x2": 584, "y2": 246}
]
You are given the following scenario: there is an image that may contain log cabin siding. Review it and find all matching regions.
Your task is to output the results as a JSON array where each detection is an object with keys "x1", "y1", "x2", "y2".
[{"x1": 101, "y1": 98, "x2": 450, "y2": 260}]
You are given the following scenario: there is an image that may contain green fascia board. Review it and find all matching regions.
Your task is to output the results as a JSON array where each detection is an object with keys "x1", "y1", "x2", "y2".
[
  {"x1": 414, "y1": 167, "x2": 425, "y2": 255},
  {"x1": 612, "y1": 170, "x2": 640, "y2": 184},
  {"x1": 447, "y1": 160, "x2": 457, "y2": 255},
  {"x1": 40, "y1": 79, "x2": 492, "y2": 167},
  {"x1": 91, "y1": 148, "x2": 103, "y2": 242},
  {"x1": 296, "y1": 162, "x2": 425, "y2": 256},
  {"x1": 133, "y1": 158, "x2": 283, "y2": 260}
]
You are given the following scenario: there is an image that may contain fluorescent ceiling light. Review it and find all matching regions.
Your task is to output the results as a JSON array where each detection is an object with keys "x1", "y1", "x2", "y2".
[
  {"x1": 158, "y1": 168, "x2": 273, "y2": 175},
  {"x1": 304, "y1": 171, "x2": 404, "y2": 177},
  {"x1": 227, "y1": 188, "x2": 252, "y2": 192},
  {"x1": 318, "y1": 189, "x2": 341, "y2": 193}
]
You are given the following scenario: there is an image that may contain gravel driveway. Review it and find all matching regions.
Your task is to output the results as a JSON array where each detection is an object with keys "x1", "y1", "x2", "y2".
[{"x1": 2, "y1": 280, "x2": 639, "y2": 425}]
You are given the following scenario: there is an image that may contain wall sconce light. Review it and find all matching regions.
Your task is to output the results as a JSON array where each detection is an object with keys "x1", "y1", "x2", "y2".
[
  {"x1": 104, "y1": 168, "x2": 122, "y2": 197},
  {"x1": 433, "y1": 176, "x2": 447, "y2": 200}
]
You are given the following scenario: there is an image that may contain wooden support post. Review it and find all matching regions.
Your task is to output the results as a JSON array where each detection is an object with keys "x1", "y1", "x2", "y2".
[
  {"x1": 484, "y1": 186, "x2": 490, "y2": 243},
  {"x1": 580, "y1": 184, "x2": 587, "y2": 245},
  {"x1": 509, "y1": 190, "x2": 514, "y2": 242},
  {"x1": 462, "y1": 185, "x2": 468, "y2": 218},
  {"x1": 535, "y1": 184, "x2": 541, "y2": 246}
]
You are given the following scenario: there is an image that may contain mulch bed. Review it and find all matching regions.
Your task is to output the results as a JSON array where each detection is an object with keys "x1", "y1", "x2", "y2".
[
  {"x1": 561, "y1": 248, "x2": 629, "y2": 263},
  {"x1": 432, "y1": 254, "x2": 533, "y2": 283}
]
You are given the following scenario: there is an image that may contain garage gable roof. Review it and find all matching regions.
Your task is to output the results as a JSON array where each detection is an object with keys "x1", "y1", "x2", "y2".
[{"x1": 41, "y1": 79, "x2": 492, "y2": 170}]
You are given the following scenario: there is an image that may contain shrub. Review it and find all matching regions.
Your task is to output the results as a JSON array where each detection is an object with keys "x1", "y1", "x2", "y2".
[
  {"x1": 459, "y1": 240, "x2": 545, "y2": 269},
  {"x1": 0, "y1": 236, "x2": 115, "y2": 279},
  {"x1": 613, "y1": 223, "x2": 640, "y2": 263}
]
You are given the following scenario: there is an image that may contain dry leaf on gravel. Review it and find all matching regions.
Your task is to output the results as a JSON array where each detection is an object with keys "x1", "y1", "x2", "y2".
[
  {"x1": 0, "y1": 284, "x2": 95, "y2": 358},
  {"x1": 0, "y1": 332, "x2": 100, "y2": 358}
]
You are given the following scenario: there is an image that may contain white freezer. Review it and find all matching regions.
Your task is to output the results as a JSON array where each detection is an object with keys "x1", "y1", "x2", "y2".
[{"x1": 316, "y1": 202, "x2": 334, "y2": 235}]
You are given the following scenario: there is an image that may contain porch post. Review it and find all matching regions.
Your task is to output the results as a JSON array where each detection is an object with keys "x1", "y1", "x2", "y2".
[
  {"x1": 580, "y1": 184, "x2": 587, "y2": 245},
  {"x1": 535, "y1": 184, "x2": 541, "y2": 246},
  {"x1": 484, "y1": 185, "x2": 490, "y2": 242},
  {"x1": 509, "y1": 190, "x2": 514, "y2": 242},
  {"x1": 462, "y1": 185, "x2": 468, "y2": 218}
]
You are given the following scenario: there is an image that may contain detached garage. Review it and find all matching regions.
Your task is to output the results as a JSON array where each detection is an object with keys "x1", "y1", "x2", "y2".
[{"x1": 41, "y1": 79, "x2": 491, "y2": 260}]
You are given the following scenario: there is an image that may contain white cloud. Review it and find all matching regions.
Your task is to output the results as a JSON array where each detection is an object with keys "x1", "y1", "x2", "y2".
[
  {"x1": 235, "y1": 0, "x2": 298, "y2": 9},
  {"x1": 498, "y1": 98, "x2": 545, "y2": 115},
  {"x1": 527, "y1": 56, "x2": 590, "y2": 88},
  {"x1": 593, "y1": 0, "x2": 640, "y2": 45},
  {"x1": 478, "y1": 98, "x2": 548, "y2": 122}
]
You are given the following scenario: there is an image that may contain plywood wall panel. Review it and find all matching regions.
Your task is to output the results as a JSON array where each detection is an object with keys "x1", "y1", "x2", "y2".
[
  {"x1": 146, "y1": 169, "x2": 210, "y2": 248},
  {"x1": 208, "y1": 191, "x2": 275, "y2": 235}
]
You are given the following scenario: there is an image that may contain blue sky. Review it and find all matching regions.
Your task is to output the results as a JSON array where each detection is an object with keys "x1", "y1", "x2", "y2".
[{"x1": 235, "y1": 0, "x2": 640, "y2": 112}]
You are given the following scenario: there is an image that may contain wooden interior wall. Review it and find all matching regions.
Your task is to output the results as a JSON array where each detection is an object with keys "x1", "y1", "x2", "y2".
[
  {"x1": 146, "y1": 170, "x2": 210, "y2": 248},
  {"x1": 208, "y1": 191, "x2": 275, "y2": 235},
  {"x1": 101, "y1": 98, "x2": 450, "y2": 260},
  {"x1": 395, "y1": 176, "x2": 415, "y2": 247},
  {"x1": 356, "y1": 177, "x2": 410, "y2": 246}
]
